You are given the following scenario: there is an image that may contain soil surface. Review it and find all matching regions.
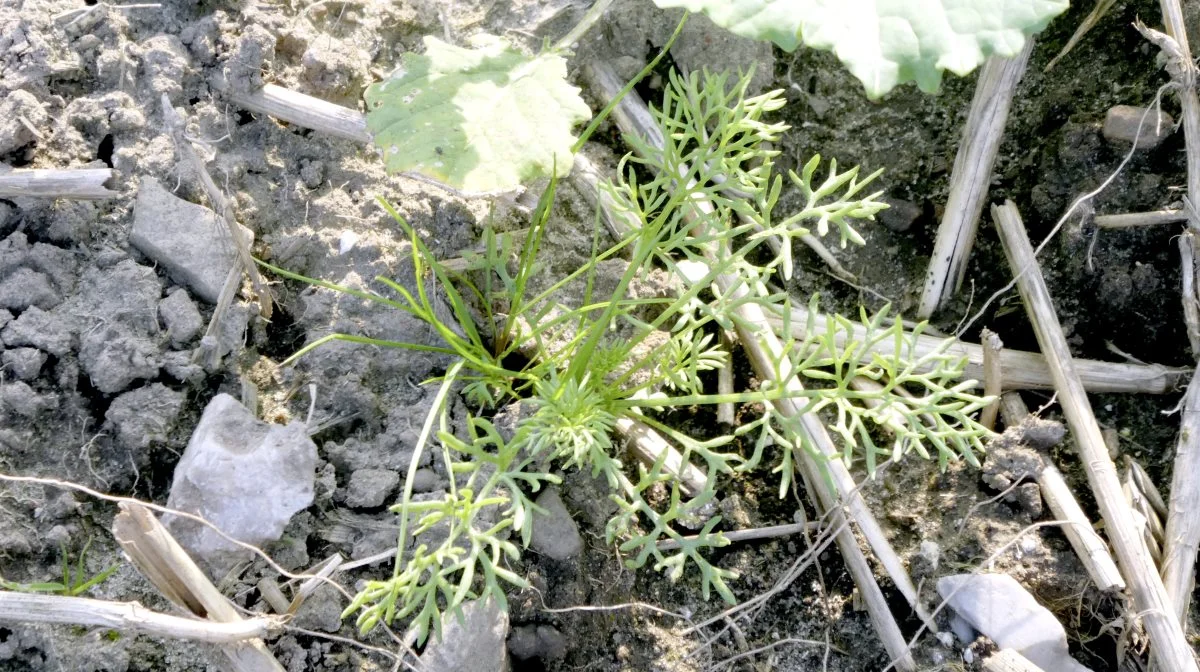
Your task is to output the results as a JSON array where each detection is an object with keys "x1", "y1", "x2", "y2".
[{"x1": 1, "y1": 0, "x2": 1197, "y2": 671}]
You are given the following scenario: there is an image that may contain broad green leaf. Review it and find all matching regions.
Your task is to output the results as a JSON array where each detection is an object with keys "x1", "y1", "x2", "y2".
[
  {"x1": 652, "y1": 0, "x2": 1069, "y2": 98},
  {"x1": 365, "y1": 36, "x2": 591, "y2": 192}
]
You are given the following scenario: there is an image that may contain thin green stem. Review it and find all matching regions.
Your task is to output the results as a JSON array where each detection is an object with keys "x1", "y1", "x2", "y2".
[{"x1": 571, "y1": 13, "x2": 689, "y2": 153}]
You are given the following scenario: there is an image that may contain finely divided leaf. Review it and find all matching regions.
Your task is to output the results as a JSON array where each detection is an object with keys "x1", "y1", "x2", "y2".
[
  {"x1": 365, "y1": 36, "x2": 591, "y2": 192},
  {"x1": 652, "y1": 0, "x2": 1069, "y2": 98}
]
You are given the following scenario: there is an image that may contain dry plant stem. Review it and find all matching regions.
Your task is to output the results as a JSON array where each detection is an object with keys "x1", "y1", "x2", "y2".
[
  {"x1": 717, "y1": 330, "x2": 735, "y2": 425},
  {"x1": 256, "y1": 577, "x2": 291, "y2": 614},
  {"x1": 979, "y1": 329, "x2": 1003, "y2": 430},
  {"x1": 1161, "y1": 369, "x2": 1200, "y2": 620},
  {"x1": 1156, "y1": 0, "x2": 1200, "y2": 626},
  {"x1": 162, "y1": 95, "x2": 273, "y2": 320},
  {"x1": 1129, "y1": 458, "x2": 1168, "y2": 519},
  {"x1": 222, "y1": 84, "x2": 370, "y2": 144},
  {"x1": 1020, "y1": 417, "x2": 1127, "y2": 596},
  {"x1": 1125, "y1": 469, "x2": 1165, "y2": 564},
  {"x1": 585, "y1": 61, "x2": 921, "y2": 671},
  {"x1": 1177, "y1": 235, "x2": 1200, "y2": 355},
  {"x1": 0, "y1": 592, "x2": 280, "y2": 645},
  {"x1": 1043, "y1": 0, "x2": 1118, "y2": 72},
  {"x1": 917, "y1": 41, "x2": 1034, "y2": 318},
  {"x1": 991, "y1": 200, "x2": 1196, "y2": 672},
  {"x1": 983, "y1": 648, "x2": 1048, "y2": 672},
  {"x1": 1043, "y1": 466, "x2": 1125, "y2": 592},
  {"x1": 1095, "y1": 209, "x2": 1186, "y2": 228},
  {"x1": 112, "y1": 502, "x2": 285, "y2": 672},
  {"x1": 0, "y1": 167, "x2": 117, "y2": 199},
  {"x1": 1156, "y1": 1, "x2": 1200, "y2": 212},
  {"x1": 767, "y1": 310, "x2": 1186, "y2": 394},
  {"x1": 615, "y1": 416, "x2": 706, "y2": 497},
  {"x1": 193, "y1": 266, "x2": 242, "y2": 368}
]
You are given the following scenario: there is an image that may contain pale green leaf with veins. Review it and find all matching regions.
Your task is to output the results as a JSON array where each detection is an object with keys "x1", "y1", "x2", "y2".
[
  {"x1": 364, "y1": 35, "x2": 592, "y2": 192},
  {"x1": 651, "y1": 0, "x2": 1069, "y2": 98}
]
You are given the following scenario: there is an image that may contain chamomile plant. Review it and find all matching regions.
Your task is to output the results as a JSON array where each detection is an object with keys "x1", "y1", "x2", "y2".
[{"x1": 264, "y1": 68, "x2": 991, "y2": 643}]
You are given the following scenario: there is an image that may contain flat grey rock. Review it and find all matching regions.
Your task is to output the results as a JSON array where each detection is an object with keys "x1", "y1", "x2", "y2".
[
  {"x1": 166, "y1": 393, "x2": 316, "y2": 576},
  {"x1": 937, "y1": 573, "x2": 1093, "y2": 672},
  {"x1": 529, "y1": 487, "x2": 582, "y2": 561},
  {"x1": 131, "y1": 177, "x2": 252, "y2": 304},
  {"x1": 421, "y1": 598, "x2": 509, "y2": 672}
]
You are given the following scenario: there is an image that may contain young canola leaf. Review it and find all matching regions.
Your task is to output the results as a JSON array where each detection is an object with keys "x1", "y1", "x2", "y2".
[
  {"x1": 651, "y1": 0, "x2": 1069, "y2": 98},
  {"x1": 365, "y1": 35, "x2": 592, "y2": 192}
]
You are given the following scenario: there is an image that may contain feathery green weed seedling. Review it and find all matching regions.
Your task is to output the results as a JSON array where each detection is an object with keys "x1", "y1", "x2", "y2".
[{"x1": 266, "y1": 68, "x2": 993, "y2": 643}]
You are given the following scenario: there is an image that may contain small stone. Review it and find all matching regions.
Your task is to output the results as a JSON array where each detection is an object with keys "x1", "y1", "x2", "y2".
[
  {"x1": 1016, "y1": 482, "x2": 1044, "y2": 517},
  {"x1": 2, "y1": 347, "x2": 47, "y2": 381},
  {"x1": 878, "y1": 197, "x2": 922, "y2": 233},
  {"x1": 421, "y1": 598, "x2": 508, "y2": 672},
  {"x1": 130, "y1": 177, "x2": 253, "y2": 304},
  {"x1": 937, "y1": 573, "x2": 1093, "y2": 672},
  {"x1": 0, "y1": 268, "x2": 60, "y2": 310},
  {"x1": 45, "y1": 525, "x2": 72, "y2": 547},
  {"x1": 0, "y1": 381, "x2": 57, "y2": 417},
  {"x1": 1102, "y1": 105, "x2": 1174, "y2": 149},
  {"x1": 507, "y1": 624, "x2": 541, "y2": 661},
  {"x1": 1017, "y1": 417, "x2": 1066, "y2": 451},
  {"x1": 529, "y1": 487, "x2": 582, "y2": 561},
  {"x1": 0, "y1": 309, "x2": 11, "y2": 330},
  {"x1": 342, "y1": 468, "x2": 400, "y2": 508},
  {"x1": 911, "y1": 539, "x2": 941, "y2": 580},
  {"x1": 291, "y1": 584, "x2": 343, "y2": 633},
  {"x1": 534, "y1": 625, "x2": 567, "y2": 661},
  {"x1": 411, "y1": 468, "x2": 440, "y2": 493},
  {"x1": 166, "y1": 394, "x2": 317, "y2": 576},
  {"x1": 1, "y1": 306, "x2": 74, "y2": 356},
  {"x1": 104, "y1": 383, "x2": 185, "y2": 450},
  {"x1": 158, "y1": 288, "x2": 204, "y2": 347}
]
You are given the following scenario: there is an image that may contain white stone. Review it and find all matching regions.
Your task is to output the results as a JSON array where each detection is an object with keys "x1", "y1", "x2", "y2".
[
  {"x1": 165, "y1": 394, "x2": 316, "y2": 575},
  {"x1": 937, "y1": 573, "x2": 1093, "y2": 672}
]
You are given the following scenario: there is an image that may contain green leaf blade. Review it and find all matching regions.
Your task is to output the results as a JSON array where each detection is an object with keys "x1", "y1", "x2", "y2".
[
  {"x1": 650, "y1": 0, "x2": 1069, "y2": 97},
  {"x1": 365, "y1": 36, "x2": 592, "y2": 192}
]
